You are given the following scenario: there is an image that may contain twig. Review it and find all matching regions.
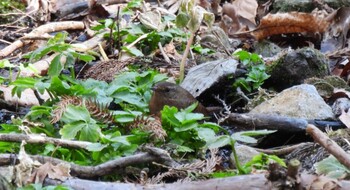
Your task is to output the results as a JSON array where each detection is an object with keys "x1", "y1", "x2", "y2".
[
  {"x1": 236, "y1": 87, "x2": 250, "y2": 102},
  {"x1": 254, "y1": 143, "x2": 310, "y2": 156},
  {"x1": 306, "y1": 124, "x2": 350, "y2": 169},
  {"x1": 0, "y1": 21, "x2": 85, "y2": 58},
  {"x1": 0, "y1": 151, "x2": 165, "y2": 178},
  {"x1": 158, "y1": 42, "x2": 171, "y2": 63},
  {"x1": 0, "y1": 133, "x2": 93, "y2": 150}
]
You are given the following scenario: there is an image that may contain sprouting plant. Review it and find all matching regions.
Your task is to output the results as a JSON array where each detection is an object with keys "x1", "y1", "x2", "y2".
[
  {"x1": 175, "y1": 0, "x2": 214, "y2": 82},
  {"x1": 233, "y1": 50, "x2": 270, "y2": 92}
]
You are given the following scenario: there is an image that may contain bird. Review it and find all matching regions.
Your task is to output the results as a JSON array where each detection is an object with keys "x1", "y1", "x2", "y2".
[{"x1": 149, "y1": 82, "x2": 209, "y2": 116}]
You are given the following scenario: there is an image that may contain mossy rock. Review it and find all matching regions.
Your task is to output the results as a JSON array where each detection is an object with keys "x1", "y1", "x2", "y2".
[{"x1": 266, "y1": 47, "x2": 330, "y2": 91}]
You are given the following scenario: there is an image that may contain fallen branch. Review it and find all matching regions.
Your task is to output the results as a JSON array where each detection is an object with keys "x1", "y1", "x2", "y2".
[
  {"x1": 224, "y1": 113, "x2": 345, "y2": 132},
  {"x1": 0, "y1": 146, "x2": 175, "y2": 178},
  {"x1": 254, "y1": 142, "x2": 311, "y2": 156},
  {"x1": 306, "y1": 124, "x2": 350, "y2": 169},
  {"x1": 44, "y1": 173, "x2": 350, "y2": 190},
  {"x1": 0, "y1": 21, "x2": 85, "y2": 58},
  {"x1": 0, "y1": 133, "x2": 93, "y2": 150}
]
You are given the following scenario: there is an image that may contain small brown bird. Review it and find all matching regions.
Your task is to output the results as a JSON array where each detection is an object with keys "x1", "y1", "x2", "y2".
[{"x1": 149, "y1": 82, "x2": 209, "y2": 116}]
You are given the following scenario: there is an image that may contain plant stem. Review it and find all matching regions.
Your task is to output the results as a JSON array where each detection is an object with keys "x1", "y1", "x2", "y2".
[
  {"x1": 179, "y1": 32, "x2": 194, "y2": 83},
  {"x1": 217, "y1": 125, "x2": 245, "y2": 174}
]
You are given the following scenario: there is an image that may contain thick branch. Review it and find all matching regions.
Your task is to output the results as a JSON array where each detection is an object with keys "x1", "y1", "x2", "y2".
[
  {"x1": 0, "y1": 151, "x2": 163, "y2": 178},
  {"x1": 224, "y1": 113, "x2": 345, "y2": 132}
]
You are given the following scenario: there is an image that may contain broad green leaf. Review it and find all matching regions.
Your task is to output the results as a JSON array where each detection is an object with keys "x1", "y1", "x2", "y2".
[
  {"x1": 79, "y1": 122, "x2": 100, "y2": 142},
  {"x1": 48, "y1": 54, "x2": 63, "y2": 76},
  {"x1": 199, "y1": 122, "x2": 220, "y2": 133},
  {"x1": 60, "y1": 121, "x2": 86, "y2": 139},
  {"x1": 315, "y1": 155, "x2": 350, "y2": 179},
  {"x1": 70, "y1": 51, "x2": 95, "y2": 62},
  {"x1": 207, "y1": 135, "x2": 231, "y2": 149},
  {"x1": 183, "y1": 102, "x2": 198, "y2": 113},
  {"x1": 0, "y1": 59, "x2": 15, "y2": 68},
  {"x1": 61, "y1": 105, "x2": 91, "y2": 123},
  {"x1": 196, "y1": 127, "x2": 216, "y2": 143},
  {"x1": 174, "y1": 122, "x2": 198, "y2": 132},
  {"x1": 86, "y1": 143, "x2": 108, "y2": 151},
  {"x1": 122, "y1": 46, "x2": 144, "y2": 56},
  {"x1": 109, "y1": 135, "x2": 131, "y2": 146},
  {"x1": 175, "y1": 111, "x2": 204, "y2": 123},
  {"x1": 175, "y1": 12, "x2": 189, "y2": 28},
  {"x1": 49, "y1": 76, "x2": 71, "y2": 95},
  {"x1": 231, "y1": 133, "x2": 257, "y2": 144}
]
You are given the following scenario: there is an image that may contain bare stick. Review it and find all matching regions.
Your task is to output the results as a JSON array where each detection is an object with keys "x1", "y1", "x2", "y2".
[
  {"x1": 0, "y1": 147, "x2": 174, "y2": 178},
  {"x1": 0, "y1": 21, "x2": 85, "y2": 58},
  {"x1": 0, "y1": 133, "x2": 93, "y2": 150},
  {"x1": 306, "y1": 124, "x2": 350, "y2": 169}
]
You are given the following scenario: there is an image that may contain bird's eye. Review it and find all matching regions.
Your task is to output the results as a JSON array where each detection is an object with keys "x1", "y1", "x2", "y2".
[{"x1": 164, "y1": 88, "x2": 170, "y2": 92}]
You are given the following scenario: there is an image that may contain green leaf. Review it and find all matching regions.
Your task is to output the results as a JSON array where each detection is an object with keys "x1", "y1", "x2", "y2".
[
  {"x1": 122, "y1": 46, "x2": 144, "y2": 56},
  {"x1": 175, "y1": 12, "x2": 190, "y2": 28},
  {"x1": 237, "y1": 129, "x2": 276, "y2": 137},
  {"x1": 86, "y1": 143, "x2": 107, "y2": 151},
  {"x1": 48, "y1": 54, "x2": 63, "y2": 76},
  {"x1": 70, "y1": 51, "x2": 95, "y2": 62},
  {"x1": 207, "y1": 135, "x2": 231, "y2": 149},
  {"x1": 0, "y1": 59, "x2": 15, "y2": 68},
  {"x1": 176, "y1": 145, "x2": 194, "y2": 153},
  {"x1": 175, "y1": 109, "x2": 204, "y2": 123},
  {"x1": 231, "y1": 132, "x2": 257, "y2": 144},
  {"x1": 174, "y1": 122, "x2": 198, "y2": 132},
  {"x1": 61, "y1": 105, "x2": 91, "y2": 123},
  {"x1": 79, "y1": 122, "x2": 100, "y2": 142},
  {"x1": 315, "y1": 155, "x2": 350, "y2": 179},
  {"x1": 196, "y1": 127, "x2": 216, "y2": 144},
  {"x1": 113, "y1": 110, "x2": 142, "y2": 123},
  {"x1": 49, "y1": 76, "x2": 71, "y2": 95},
  {"x1": 60, "y1": 121, "x2": 86, "y2": 139}
]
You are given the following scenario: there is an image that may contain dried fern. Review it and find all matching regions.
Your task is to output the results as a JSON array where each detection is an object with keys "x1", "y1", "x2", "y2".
[
  {"x1": 51, "y1": 96, "x2": 114, "y2": 124},
  {"x1": 147, "y1": 149, "x2": 221, "y2": 184},
  {"x1": 129, "y1": 116, "x2": 167, "y2": 142}
]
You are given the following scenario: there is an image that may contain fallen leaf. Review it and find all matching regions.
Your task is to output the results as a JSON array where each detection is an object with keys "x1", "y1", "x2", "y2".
[{"x1": 339, "y1": 110, "x2": 350, "y2": 128}]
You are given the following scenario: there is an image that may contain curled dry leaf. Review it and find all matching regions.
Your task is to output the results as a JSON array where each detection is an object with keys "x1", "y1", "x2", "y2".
[
  {"x1": 339, "y1": 109, "x2": 350, "y2": 128},
  {"x1": 325, "y1": 7, "x2": 350, "y2": 48},
  {"x1": 241, "y1": 12, "x2": 330, "y2": 41},
  {"x1": 231, "y1": 0, "x2": 258, "y2": 26}
]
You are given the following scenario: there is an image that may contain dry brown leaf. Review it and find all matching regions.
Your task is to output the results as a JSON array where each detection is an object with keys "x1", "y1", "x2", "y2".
[
  {"x1": 248, "y1": 12, "x2": 329, "y2": 41},
  {"x1": 307, "y1": 175, "x2": 340, "y2": 190},
  {"x1": 231, "y1": 0, "x2": 258, "y2": 25},
  {"x1": 33, "y1": 162, "x2": 70, "y2": 184},
  {"x1": 339, "y1": 110, "x2": 350, "y2": 128},
  {"x1": 163, "y1": 41, "x2": 182, "y2": 61}
]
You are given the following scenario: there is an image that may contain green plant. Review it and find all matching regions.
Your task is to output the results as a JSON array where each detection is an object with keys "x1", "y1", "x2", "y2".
[
  {"x1": 204, "y1": 127, "x2": 276, "y2": 174},
  {"x1": 233, "y1": 50, "x2": 270, "y2": 92},
  {"x1": 315, "y1": 155, "x2": 350, "y2": 179},
  {"x1": 175, "y1": 0, "x2": 214, "y2": 82},
  {"x1": 160, "y1": 103, "x2": 220, "y2": 154},
  {"x1": 160, "y1": 103, "x2": 276, "y2": 174},
  {"x1": 242, "y1": 153, "x2": 286, "y2": 173},
  {"x1": 18, "y1": 183, "x2": 73, "y2": 190},
  {"x1": 23, "y1": 32, "x2": 95, "y2": 78}
]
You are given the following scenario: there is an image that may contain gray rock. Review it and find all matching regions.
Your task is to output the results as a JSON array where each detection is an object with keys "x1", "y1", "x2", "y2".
[
  {"x1": 332, "y1": 98, "x2": 350, "y2": 117},
  {"x1": 230, "y1": 145, "x2": 260, "y2": 168},
  {"x1": 250, "y1": 84, "x2": 334, "y2": 119}
]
